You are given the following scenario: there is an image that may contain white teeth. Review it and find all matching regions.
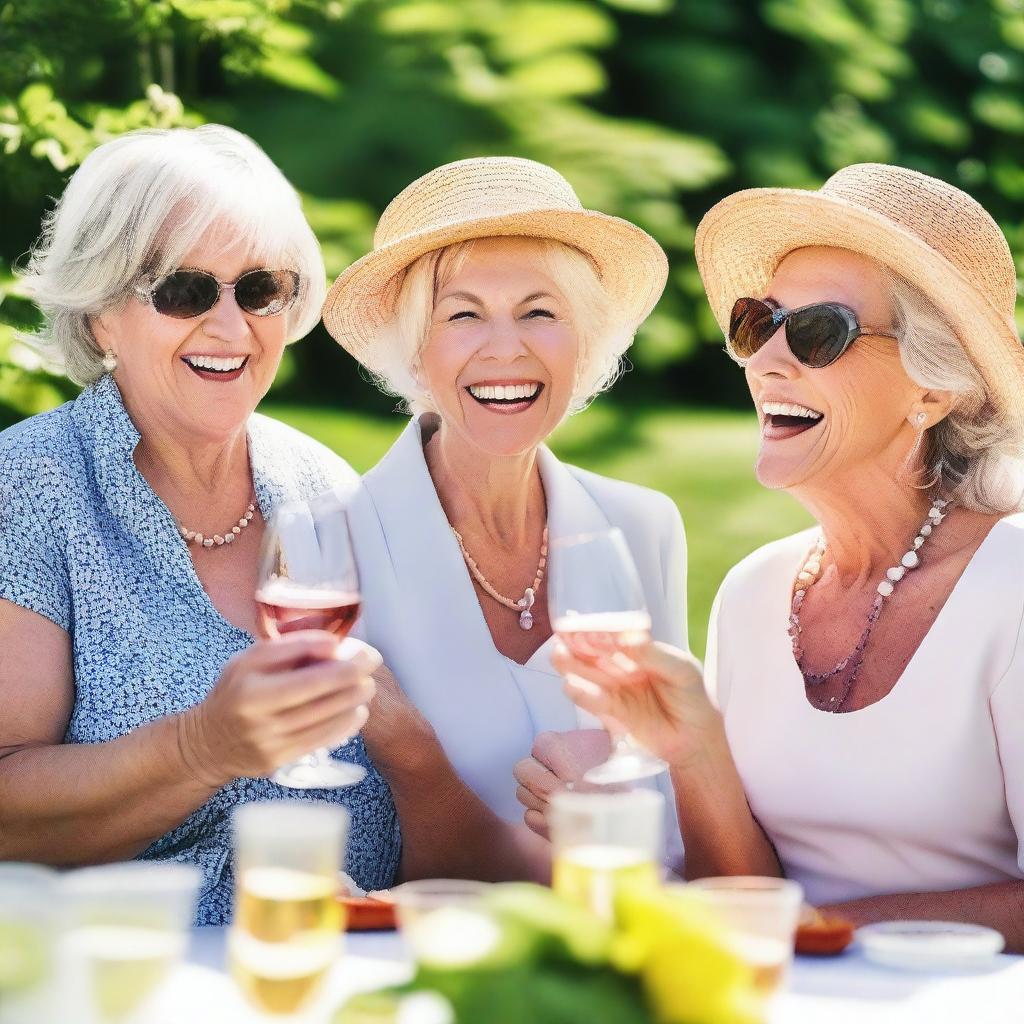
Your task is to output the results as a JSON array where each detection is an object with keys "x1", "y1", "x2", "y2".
[
  {"x1": 762, "y1": 401, "x2": 823, "y2": 420},
  {"x1": 184, "y1": 355, "x2": 246, "y2": 372},
  {"x1": 468, "y1": 382, "x2": 540, "y2": 401}
]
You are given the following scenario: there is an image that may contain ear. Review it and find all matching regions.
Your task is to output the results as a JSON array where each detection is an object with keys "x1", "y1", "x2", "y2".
[
  {"x1": 911, "y1": 388, "x2": 956, "y2": 429},
  {"x1": 88, "y1": 313, "x2": 116, "y2": 355}
]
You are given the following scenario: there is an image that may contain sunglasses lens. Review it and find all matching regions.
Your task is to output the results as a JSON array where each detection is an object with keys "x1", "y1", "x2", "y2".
[
  {"x1": 235, "y1": 270, "x2": 298, "y2": 316},
  {"x1": 728, "y1": 298, "x2": 776, "y2": 358},
  {"x1": 151, "y1": 272, "x2": 220, "y2": 319},
  {"x1": 787, "y1": 305, "x2": 851, "y2": 367}
]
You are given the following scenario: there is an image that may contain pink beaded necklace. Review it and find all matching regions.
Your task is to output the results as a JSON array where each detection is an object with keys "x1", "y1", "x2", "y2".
[{"x1": 789, "y1": 499, "x2": 951, "y2": 712}]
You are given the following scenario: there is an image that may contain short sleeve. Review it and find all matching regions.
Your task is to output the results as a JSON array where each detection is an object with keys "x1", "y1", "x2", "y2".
[
  {"x1": 990, "y1": 609, "x2": 1024, "y2": 874},
  {"x1": 0, "y1": 473, "x2": 72, "y2": 633},
  {"x1": 703, "y1": 579, "x2": 727, "y2": 712}
]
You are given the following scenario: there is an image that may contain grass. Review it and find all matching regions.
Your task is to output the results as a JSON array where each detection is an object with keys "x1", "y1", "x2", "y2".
[{"x1": 264, "y1": 400, "x2": 813, "y2": 658}]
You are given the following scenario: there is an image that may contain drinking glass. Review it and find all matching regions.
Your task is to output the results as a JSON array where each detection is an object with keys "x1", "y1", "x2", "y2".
[
  {"x1": 0, "y1": 864, "x2": 57, "y2": 1024},
  {"x1": 257, "y1": 497, "x2": 366, "y2": 789},
  {"x1": 550, "y1": 528, "x2": 667, "y2": 784},
  {"x1": 56, "y1": 862, "x2": 200, "y2": 1024},
  {"x1": 230, "y1": 800, "x2": 347, "y2": 1018},
  {"x1": 548, "y1": 790, "x2": 664, "y2": 922},
  {"x1": 685, "y1": 877, "x2": 803, "y2": 1002},
  {"x1": 392, "y1": 880, "x2": 496, "y2": 969}
]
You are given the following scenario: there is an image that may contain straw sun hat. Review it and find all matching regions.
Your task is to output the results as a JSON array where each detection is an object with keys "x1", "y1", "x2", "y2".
[
  {"x1": 322, "y1": 156, "x2": 668, "y2": 366},
  {"x1": 695, "y1": 163, "x2": 1024, "y2": 425}
]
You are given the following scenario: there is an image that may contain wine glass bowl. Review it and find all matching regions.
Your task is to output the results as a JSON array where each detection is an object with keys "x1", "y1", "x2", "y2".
[
  {"x1": 549, "y1": 529, "x2": 668, "y2": 786},
  {"x1": 256, "y1": 499, "x2": 367, "y2": 789}
]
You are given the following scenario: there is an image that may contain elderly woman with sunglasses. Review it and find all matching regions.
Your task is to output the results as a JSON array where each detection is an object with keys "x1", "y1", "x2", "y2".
[
  {"x1": 0, "y1": 125, "x2": 399, "y2": 924},
  {"x1": 518, "y1": 164, "x2": 1024, "y2": 949}
]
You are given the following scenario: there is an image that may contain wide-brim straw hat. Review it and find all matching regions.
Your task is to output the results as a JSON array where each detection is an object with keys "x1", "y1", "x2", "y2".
[
  {"x1": 695, "y1": 162, "x2": 1024, "y2": 426},
  {"x1": 322, "y1": 156, "x2": 668, "y2": 366}
]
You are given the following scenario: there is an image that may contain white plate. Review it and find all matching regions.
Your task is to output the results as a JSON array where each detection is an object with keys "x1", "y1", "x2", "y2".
[{"x1": 857, "y1": 920, "x2": 1005, "y2": 972}]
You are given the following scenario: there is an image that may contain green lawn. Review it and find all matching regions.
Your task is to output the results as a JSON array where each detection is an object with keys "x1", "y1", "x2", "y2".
[{"x1": 264, "y1": 401, "x2": 812, "y2": 658}]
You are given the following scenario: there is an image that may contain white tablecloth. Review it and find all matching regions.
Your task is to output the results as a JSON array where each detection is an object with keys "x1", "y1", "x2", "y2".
[{"x1": 169, "y1": 927, "x2": 1024, "y2": 1024}]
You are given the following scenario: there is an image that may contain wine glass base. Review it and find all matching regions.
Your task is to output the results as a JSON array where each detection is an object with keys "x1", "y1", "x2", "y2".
[
  {"x1": 272, "y1": 761, "x2": 367, "y2": 789},
  {"x1": 583, "y1": 752, "x2": 667, "y2": 786}
]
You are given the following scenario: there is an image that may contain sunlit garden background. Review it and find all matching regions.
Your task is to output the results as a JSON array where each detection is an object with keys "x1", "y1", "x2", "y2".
[{"x1": 4, "y1": 0, "x2": 1024, "y2": 653}]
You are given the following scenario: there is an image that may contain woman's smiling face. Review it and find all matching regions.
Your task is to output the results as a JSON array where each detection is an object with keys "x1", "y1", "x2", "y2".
[
  {"x1": 744, "y1": 246, "x2": 925, "y2": 494},
  {"x1": 419, "y1": 237, "x2": 580, "y2": 458}
]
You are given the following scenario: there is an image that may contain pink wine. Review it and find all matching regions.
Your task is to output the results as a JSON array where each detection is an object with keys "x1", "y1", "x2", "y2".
[
  {"x1": 255, "y1": 582, "x2": 361, "y2": 640},
  {"x1": 554, "y1": 610, "x2": 652, "y2": 665}
]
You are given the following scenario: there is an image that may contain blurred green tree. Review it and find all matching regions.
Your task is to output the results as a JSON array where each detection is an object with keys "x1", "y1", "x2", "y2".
[{"x1": 1, "y1": 0, "x2": 1022, "y2": 424}]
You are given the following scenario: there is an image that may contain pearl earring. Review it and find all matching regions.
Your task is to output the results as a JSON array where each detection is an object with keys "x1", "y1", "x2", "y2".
[
  {"x1": 915, "y1": 412, "x2": 926, "y2": 427},
  {"x1": 102, "y1": 350, "x2": 118, "y2": 373}
]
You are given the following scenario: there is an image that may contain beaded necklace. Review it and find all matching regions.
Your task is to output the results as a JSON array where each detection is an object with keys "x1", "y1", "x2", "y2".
[{"x1": 789, "y1": 499, "x2": 951, "y2": 711}]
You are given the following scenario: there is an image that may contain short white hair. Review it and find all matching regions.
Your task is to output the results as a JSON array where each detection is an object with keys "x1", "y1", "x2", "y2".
[
  {"x1": 363, "y1": 237, "x2": 634, "y2": 417},
  {"x1": 887, "y1": 271, "x2": 1024, "y2": 514},
  {"x1": 19, "y1": 124, "x2": 326, "y2": 385}
]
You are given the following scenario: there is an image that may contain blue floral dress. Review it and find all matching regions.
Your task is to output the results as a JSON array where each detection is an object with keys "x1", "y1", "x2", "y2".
[{"x1": 0, "y1": 375, "x2": 401, "y2": 925}]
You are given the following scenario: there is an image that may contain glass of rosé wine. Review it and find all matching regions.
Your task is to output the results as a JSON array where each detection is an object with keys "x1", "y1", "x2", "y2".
[
  {"x1": 550, "y1": 528, "x2": 667, "y2": 785},
  {"x1": 256, "y1": 498, "x2": 366, "y2": 789}
]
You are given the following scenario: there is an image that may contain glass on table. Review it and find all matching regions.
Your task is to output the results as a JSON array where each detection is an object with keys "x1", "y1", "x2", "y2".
[
  {"x1": 0, "y1": 864, "x2": 57, "y2": 1024},
  {"x1": 392, "y1": 880, "x2": 496, "y2": 969},
  {"x1": 549, "y1": 528, "x2": 667, "y2": 785},
  {"x1": 56, "y1": 861, "x2": 200, "y2": 1024},
  {"x1": 256, "y1": 497, "x2": 366, "y2": 789},
  {"x1": 230, "y1": 800, "x2": 347, "y2": 1018},
  {"x1": 684, "y1": 876, "x2": 803, "y2": 1002},
  {"x1": 548, "y1": 790, "x2": 664, "y2": 923}
]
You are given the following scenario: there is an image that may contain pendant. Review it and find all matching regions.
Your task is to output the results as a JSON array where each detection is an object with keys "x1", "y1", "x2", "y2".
[{"x1": 518, "y1": 587, "x2": 535, "y2": 631}]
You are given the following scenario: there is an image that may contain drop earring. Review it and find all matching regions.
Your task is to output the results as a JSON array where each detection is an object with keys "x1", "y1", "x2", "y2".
[{"x1": 102, "y1": 350, "x2": 118, "y2": 373}]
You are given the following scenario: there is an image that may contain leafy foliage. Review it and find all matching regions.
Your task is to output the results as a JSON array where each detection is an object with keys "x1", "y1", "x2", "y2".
[{"x1": 2, "y1": 0, "x2": 1023, "y2": 420}]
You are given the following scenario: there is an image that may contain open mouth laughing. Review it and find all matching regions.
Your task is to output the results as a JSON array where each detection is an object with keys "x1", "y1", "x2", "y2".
[
  {"x1": 761, "y1": 400, "x2": 825, "y2": 440},
  {"x1": 181, "y1": 354, "x2": 250, "y2": 382},
  {"x1": 466, "y1": 380, "x2": 544, "y2": 414}
]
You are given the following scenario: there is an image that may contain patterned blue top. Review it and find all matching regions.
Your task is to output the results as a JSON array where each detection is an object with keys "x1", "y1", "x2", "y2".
[{"x1": 0, "y1": 376, "x2": 401, "y2": 925}]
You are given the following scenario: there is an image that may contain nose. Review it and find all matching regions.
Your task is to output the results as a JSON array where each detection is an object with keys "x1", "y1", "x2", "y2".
[
  {"x1": 745, "y1": 322, "x2": 800, "y2": 382},
  {"x1": 201, "y1": 287, "x2": 250, "y2": 342},
  {"x1": 479, "y1": 313, "x2": 528, "y2": 362}
]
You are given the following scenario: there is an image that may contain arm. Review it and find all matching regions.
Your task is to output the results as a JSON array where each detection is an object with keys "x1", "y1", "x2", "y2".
[
  {"x1": 362, "y1": 666, "x2": 549, "y2": 884},
  {"x1": 0, "y1": 600, "x2": 377, "y2": 864},
  {"x1": 823, "y1": 884, "x2": 1024, "y2": 953}
]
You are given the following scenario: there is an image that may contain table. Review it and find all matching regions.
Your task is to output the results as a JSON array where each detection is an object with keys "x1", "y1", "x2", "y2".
[{"x1": 172, "y1": 927, "x2": 1024, "y2": 1024}]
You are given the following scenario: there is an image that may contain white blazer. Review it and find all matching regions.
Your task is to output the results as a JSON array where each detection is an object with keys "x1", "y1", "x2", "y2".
[{"x1": 347, "y1": 415, "x2": 688, "y2": 842}]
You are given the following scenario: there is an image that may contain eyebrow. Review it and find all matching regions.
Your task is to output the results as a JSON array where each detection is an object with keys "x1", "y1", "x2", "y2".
[{"x1": 436, "y1": 290, "x2": 559, "y2": 305}]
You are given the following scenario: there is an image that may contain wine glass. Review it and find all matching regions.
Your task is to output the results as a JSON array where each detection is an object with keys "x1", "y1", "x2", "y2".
[
  {"x1": 256, "y1": 498, "x2": 367, "y2": 789},
  {"x1": 549, "y1": 528, "x2": 668, "y2": 785}
]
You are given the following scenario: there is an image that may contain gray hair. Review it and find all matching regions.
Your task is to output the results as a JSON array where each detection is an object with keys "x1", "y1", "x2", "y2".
[
  {"x1": 888, "y1": 271, "x2": 1024, "y2": 514},
  {"x1": 19, "y1": 124, "x2": 325, "y2": 385},
  {"x1": 363, "y1": 237, "x2": 634, "y2": 417}
]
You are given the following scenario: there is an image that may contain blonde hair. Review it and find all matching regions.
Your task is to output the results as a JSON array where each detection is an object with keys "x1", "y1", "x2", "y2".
[
  {"x1": 360, "y1": 237, "x2": 634, "y2": 416},
  {"x1": 19, "y1": 124, "x2": 325, "y2": 385}
]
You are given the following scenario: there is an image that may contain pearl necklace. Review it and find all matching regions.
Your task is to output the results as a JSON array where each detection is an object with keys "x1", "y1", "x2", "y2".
[
  {"x1": 179, "y1": 500, "x2": 256, "y2": 549},
  {"x1": 452, "y1": 526, "x2": 549, "y2": 630},
  {"x1": 789, "y1": 499, "x2": 951, "y2": 712}
]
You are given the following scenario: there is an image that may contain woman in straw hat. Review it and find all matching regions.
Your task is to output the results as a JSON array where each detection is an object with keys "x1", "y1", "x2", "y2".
[
  {"x1": 320, "y1": 156, "x2": 686, "y2": 876},
  {"x1": 518, "y1": 163, "x2": 1024, "y2": 947}
]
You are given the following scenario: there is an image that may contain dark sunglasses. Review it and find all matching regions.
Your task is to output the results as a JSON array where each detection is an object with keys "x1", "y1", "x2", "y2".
[
  {"x1": 728, "y1": 297, "x2": 897, "y2": 368},
  {"x1": 135, "y1": 268, "x2": 300, "y2": 319}
]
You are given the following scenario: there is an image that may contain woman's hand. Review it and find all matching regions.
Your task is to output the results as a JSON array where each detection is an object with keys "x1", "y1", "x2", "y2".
[
  {"x1": 177, "y1": 632, "x2": 381, "y2": 787},
  {"x1": 513, "y1": 729, "x2": 611, "y2": 839},
  {"x1": 553, "y1": 640, "x2": 723, "y2": 769}
]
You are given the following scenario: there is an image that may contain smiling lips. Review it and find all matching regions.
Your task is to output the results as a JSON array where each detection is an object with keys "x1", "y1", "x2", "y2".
[
  {"x1": 182, "y1": 354, "x2": 249, "y2": 382},
  {"x1": 466, "y1": 381, "x2": 543, "y2": 414},
  {"x1": 761, "y1": 399, "x2": 825, "y2": 441}
]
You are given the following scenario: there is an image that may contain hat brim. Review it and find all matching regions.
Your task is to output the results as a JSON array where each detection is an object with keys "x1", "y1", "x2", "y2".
[
  {"x1": 322, "y1": 207, "x2": 668, "y2": 370},
  {"x1": 695, "y1": 187, "x2": 1024, "y2": 426}
]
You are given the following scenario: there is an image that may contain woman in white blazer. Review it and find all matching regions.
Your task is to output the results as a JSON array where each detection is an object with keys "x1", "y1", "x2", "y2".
[{"x1": 320, "y1": 157, "x2": 686, "y2": 875}]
